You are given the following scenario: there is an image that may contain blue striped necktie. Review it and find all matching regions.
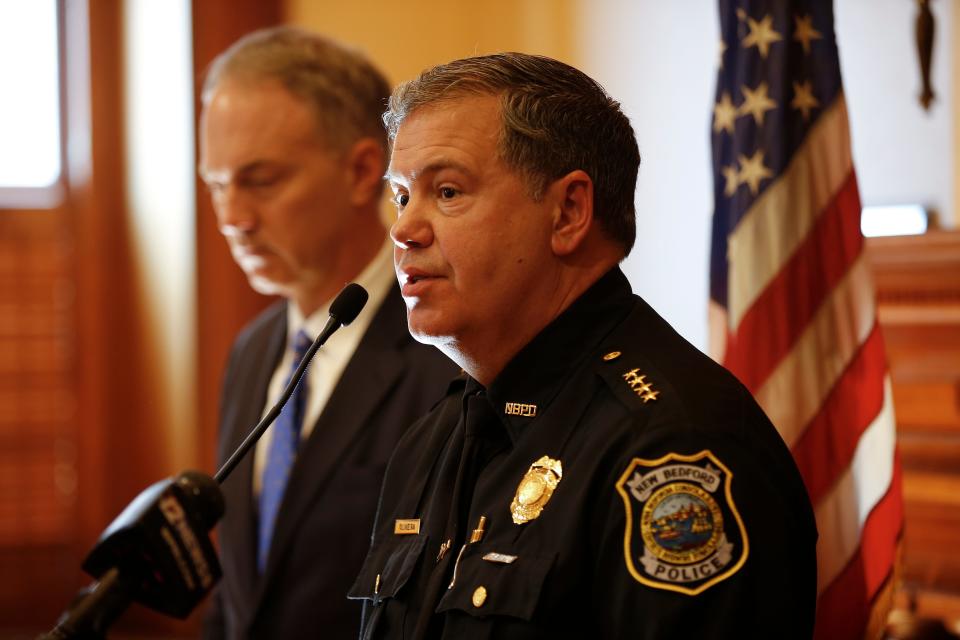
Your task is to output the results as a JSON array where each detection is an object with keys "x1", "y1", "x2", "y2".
[{"x1": 257, "y1": 329, "x2": 312, "y2": 573}]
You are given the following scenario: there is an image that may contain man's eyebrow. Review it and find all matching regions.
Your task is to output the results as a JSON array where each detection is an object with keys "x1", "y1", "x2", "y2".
[
  {"x1": 202, "y1": 159, "x2": 281, "y2": 183},
  {"x1": 385, "y1": 159, "x2": 473, "y2": 184}
]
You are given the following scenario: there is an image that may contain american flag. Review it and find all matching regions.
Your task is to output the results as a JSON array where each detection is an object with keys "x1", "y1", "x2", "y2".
[{"x1": 708, "y1": 1, "x2": 902, "y2": 637}]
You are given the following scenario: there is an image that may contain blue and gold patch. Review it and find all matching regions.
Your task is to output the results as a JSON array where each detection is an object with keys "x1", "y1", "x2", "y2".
[{"x1": 615, "y1": 450, "x2": 748, "y2": 595}]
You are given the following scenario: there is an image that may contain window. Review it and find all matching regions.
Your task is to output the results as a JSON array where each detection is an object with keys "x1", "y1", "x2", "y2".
[{"x1": 0, "y1": 0, "x2": 63, "y2": 207}]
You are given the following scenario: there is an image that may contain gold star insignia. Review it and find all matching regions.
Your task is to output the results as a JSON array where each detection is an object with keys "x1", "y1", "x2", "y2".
[
  {"x1": 791, "y1": 80, "x2": 820, "y2": 120},
  {"x1": 793, "y1": 14, "x2": 822, "y2": 55},
  {"x1": 713, "y1": 92, "x2": 737, "y2": 135},
  {"x1": 742, "y1": 14, "x2": 782, "y2": 59},
  {"x1": 622, "y1": 369, "x2": 660, "y2": 403},
  {"x1": 722, "y1": 165, "x2": 740, "y2": 196},
  {"x1": 737, "y1": 150, "x2": 773, "y2": 195},
  {"x1": 738, "y1": 82, "x2": 777, "y2": 126}
]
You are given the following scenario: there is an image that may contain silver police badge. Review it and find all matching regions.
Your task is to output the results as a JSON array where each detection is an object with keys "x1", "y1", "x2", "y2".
[{"x1": 615, "y1": 450, "x2": 748, "y2": 595}]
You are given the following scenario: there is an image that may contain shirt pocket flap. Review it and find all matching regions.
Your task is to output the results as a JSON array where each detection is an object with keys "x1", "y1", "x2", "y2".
[
  {"x1": 436, "y1": 545, "x2": 554, "y2": 621},
  {"x1": 348, "y1": 534, "x2": 427, "y2": 603}
]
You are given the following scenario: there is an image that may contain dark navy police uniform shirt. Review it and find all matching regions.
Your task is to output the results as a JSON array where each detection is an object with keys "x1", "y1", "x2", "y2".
[{"x1": 350, "y1": 268, "x2": 817, "y2": 639}]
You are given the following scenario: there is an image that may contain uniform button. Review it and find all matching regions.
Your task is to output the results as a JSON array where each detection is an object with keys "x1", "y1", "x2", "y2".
[
  {"x1": 472, "y1": 585, "x2": 487, "y2": 607},
  {"x1": 603, "y1": 351, "x2": 621, "y2": 361}
]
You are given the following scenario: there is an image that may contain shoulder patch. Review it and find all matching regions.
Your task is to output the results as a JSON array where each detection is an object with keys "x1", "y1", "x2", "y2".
[{"x1": 614, "y1": 450, "x2": 748, "y2": 596}]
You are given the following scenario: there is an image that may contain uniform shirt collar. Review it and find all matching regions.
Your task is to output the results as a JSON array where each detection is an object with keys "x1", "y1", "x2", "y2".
[{"x1": 472, "y1": 267, "x2": 636, "y2": 442}]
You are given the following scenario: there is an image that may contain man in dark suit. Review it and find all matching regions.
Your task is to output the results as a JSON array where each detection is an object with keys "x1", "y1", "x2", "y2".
[{"x1": 198, "y1": 27, "x2": 456, "y2": 639}]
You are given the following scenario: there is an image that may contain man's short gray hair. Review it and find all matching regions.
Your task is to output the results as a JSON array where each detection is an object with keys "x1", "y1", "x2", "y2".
[
  {"x1": 203, "y1": 26, "x2": 391, "y2": 155},
  {"x1": 384, "y1": 53, "x2": 640, "y2": 255}
]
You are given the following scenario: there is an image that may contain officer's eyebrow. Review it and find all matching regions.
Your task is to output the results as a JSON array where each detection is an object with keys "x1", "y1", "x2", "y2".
[{"x1": 385, "y1": 159, "x2": 474, "y2": 186}]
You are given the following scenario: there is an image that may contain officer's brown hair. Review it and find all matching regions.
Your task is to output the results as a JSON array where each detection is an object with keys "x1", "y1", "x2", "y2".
[{"x1": 384, "y1": 52, "x2": 641, "y2": 255}]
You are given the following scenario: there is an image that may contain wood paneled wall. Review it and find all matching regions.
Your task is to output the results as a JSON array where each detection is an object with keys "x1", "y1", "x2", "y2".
[
  {"x1": 0, "y1": 0, "x2": 279, "y2": 635},
  {"x1": 0, "y1": 209, "x2": 77, "y2": 627},
  {"x1": 867, "y1": 231, "x2": 960, "y2": 630}
]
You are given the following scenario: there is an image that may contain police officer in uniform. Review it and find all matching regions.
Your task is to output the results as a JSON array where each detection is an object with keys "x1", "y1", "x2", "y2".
[{"x1": 350, "y1": 53, "x2": 817, "y2": 638}]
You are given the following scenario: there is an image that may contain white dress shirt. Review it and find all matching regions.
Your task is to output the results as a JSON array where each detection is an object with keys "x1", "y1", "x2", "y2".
[{"x1": 252, "y1": 239, "x2": 396, "y2": 496}]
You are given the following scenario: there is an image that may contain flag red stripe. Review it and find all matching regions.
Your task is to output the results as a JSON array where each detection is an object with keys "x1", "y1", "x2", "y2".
[
  {"x1": 723, "y1": 171, "x2": 862, "y2": 391},
  {"x1": 813, "y1": 459, "x2": 903, "y2": 640},
  {"x1": 791, "y1": 323, "x2": 887, "y2": 505}
]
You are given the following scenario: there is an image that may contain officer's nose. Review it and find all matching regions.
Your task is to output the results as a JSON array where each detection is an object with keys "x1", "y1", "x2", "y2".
[{"x1": 390, "y1": 199, "x2": 433, "y2": 250}]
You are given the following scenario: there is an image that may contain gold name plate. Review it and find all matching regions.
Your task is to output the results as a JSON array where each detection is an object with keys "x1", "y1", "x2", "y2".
[{"x1": 394, "y1": 518, "x2": 420, "y2": 535}]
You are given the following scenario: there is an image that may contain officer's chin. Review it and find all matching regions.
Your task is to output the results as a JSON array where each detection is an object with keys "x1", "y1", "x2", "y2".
[{"x1": 407, "y1": 313, "x2": 459, "y2": 353}]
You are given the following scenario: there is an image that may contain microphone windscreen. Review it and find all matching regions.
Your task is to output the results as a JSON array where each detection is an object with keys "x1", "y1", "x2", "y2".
[
  {"x1": 175, "y1": 471, "x2": 225, "y2": 530},
  {"x1": 329, "y1": 283, "x2": 369, "y2": 326}
]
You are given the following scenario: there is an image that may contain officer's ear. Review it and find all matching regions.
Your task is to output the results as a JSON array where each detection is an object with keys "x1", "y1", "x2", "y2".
[
  {"x1": 345, "y1": 137, "x2": 387, "y2": 208},
  {"x1": 549, "y1": 169, "x2": 594, "y2": 257}
]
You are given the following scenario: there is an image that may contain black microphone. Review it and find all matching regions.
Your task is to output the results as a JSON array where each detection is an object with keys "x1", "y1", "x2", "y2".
[
  {"x1": 39, "y1": 283, "x2": 369, "y2": 639},
  {"x1": 39, "y1": 471, "x2": 224, "y2": 639},
  {"x1": 214, "y1": 282, "x2": 368, "y2": 484}
]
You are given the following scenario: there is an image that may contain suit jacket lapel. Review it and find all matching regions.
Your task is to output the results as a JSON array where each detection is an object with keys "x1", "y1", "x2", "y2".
[
  {"x1": 256, "y1": 286, "x2": 408, "y2": 599},
  {"x1": 222, "y1": 307, "x2": 288, "y2": 620}
]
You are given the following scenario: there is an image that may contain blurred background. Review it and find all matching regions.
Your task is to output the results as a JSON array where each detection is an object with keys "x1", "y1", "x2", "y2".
[{"x1": 0, "y1": 0, "x2": 957, "y2": 637}]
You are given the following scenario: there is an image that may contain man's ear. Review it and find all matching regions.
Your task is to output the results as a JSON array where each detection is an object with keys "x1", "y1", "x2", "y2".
[
  {"x1": 346, "y1": 138, "x2": 387, "y2": 207},
  {"x1": 550, "y1": 170, "x2": 594, "y2": 256}
]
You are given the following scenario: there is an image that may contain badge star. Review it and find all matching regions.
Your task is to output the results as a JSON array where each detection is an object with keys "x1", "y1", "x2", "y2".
[
  {"x1": 722, "y1": 165, "x2": 740, "y2": 196},
  {"x1": 793, "y1": 14, "x2": 822, "y2": 55},
  {"x1": 737, "y1": 150, "x2": 773, "y2": 195},
  {"x1": 738, "y1": 82, "x2": 777, "y2": 126},
  {"x1": 742, "y1": 14, "x2": 782, "y2": 59},
  {"x1": 713, "y1": 92, "x2": 737, "y2": 134},
  {"x1": 791, "y1": 80, "x2": 819, "y2": 120}
]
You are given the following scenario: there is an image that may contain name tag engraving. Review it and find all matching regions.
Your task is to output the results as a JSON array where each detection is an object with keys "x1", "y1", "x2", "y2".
[
  {"x1": 482, "y1": 552, "x2": 518, "y2": 564},
  {"x1": 394, "y1": 518, "x2": 420, "y2": 534}
]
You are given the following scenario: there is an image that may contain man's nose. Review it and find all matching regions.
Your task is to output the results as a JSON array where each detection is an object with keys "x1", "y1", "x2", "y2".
[
  {"x1": 390, "y1": 197, "x2": 434, "y2": 250},
  {"x1": 213, "y1": 185, "x2": 256, "y2": 236}
]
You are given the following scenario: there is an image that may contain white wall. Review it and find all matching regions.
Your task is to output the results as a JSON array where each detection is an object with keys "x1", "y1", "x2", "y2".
[
  {"x1": 836, "y1": 0, "x2": 954, "y2": 228},
  {"x1": 575, "y1": 0, "x2": 954, "y2": 351}
]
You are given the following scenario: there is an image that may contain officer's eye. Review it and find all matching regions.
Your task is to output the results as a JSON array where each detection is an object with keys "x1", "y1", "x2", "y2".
[
  {"x1": 439, "y1": 186, "x2": 458, "y2": 200},
  {"x1": 395, "y1": 193, "x2": 409, "y2": 209}
]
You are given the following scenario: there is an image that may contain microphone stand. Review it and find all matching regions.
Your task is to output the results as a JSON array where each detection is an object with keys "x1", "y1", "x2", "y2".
[
  {"x1": 214, "y1": 310, "x2": 341, "y2": 483},
  {"x1": 38, "y1": 569, "x2": 131, "y2": 640}
]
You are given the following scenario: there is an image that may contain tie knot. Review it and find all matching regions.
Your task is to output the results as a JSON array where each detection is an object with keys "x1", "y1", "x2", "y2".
[{"x1": 291, "y1": 330, "x2": 312, "y2": 360}]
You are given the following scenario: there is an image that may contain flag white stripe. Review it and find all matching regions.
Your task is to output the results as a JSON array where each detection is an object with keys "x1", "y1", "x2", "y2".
[
  {"x1": 727, "y1": 95, "x2": 853, "y2": 330},
  {"x1": 754, "y1": 254, "x2": 876, "y2": 447},
  {"x1": 814, "y1": 377, "x2": 896, "y2": 593}
]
